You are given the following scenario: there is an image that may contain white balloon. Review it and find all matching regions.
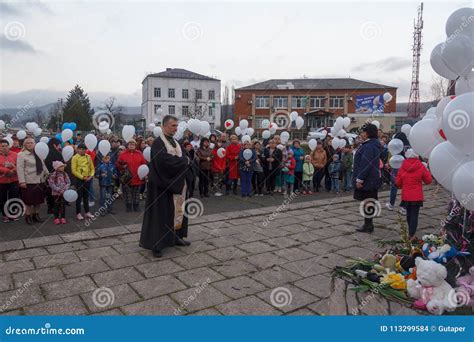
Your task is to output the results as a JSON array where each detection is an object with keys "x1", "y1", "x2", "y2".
[
  {"x1": 84, "y1": 134, "x2": 98, "y2": 151},
  {"x1": 295, "y1": 116, "x2": 304, "y2": 129},
  {"x1": 98, "y1": 140, "x2": 111, "y2": 157},
  {"x1": 200, "y1": 121, "x2": 211, "y2": 136},
  {"x1": 442, "y1": 92, "x2": 474, "y2": 153},
  {"x1": 143, "y1": 146, "x2": 151, "y2": 162},
  {"x1": 262, "y1": 130, "x2": 271, "y2": 139},
  {"x1": 26, "y1": 122, "x2": 38, "y2": 132},
  {"x1": 401, "y1": 124, "x2": 412, "y2": 137},
  {"x1": 261, "y1": 119, "x2": 270, "y2": 129},
  {"x1": 61, "y1": 129, "x2": 73, "y2": 142},
  {"x1": 235, "y1": 127, "x2": 242, "y2": 136},
  {"x1": 188, "y1": 119, "x2": 201, "y2": 135},
  {"x1": 156, "y1": 107, "x2": 163, "y2": 115},
  {"x1": 239, "y1": 119, "x2": 249, "y2": 130},
  {"x1": 276, "y1": 144, "x2": 285, "y2": 150},
  {"x1": 441, "y1": 34, "x2": 474, "y2": 77},
  {"x1": 342, "y1": 117, "x2": 351, "y2": 128},
  {"x1": 98, "y1": 121, "x2": 109, "y2": 133},
  {"x1": 217, "y1": 147, "x2": 226, "y2": 158},
  {"x1": 426, "y1": 107, "x2": 437, "y2": 116},
  {"x1": 455, "y1": 72, "x2": 474, "y2": 95},
  {"x1": 408, "y1": 119, "x2": 443, "y2": 158},
  {"x1": 153, "y1": 126, "x2": 162, "y2": 138},
  {"x1": 243, "y1": 148, "x2": 253, "y2": 160},
  {"x1": 383, "y1": 92, "x2": 393, "y2": 102},
  {"x1": 430, "y1": 43, "x2": 459, "y2": 80},
  {"x1": 446, "y1": 7, "x2": 474, "y2": 37},
  {"x1": 210, "y1": 143, "x2": 215, "y2": 149},
  {"x1": 138, "y1": 164, "x2": 149, "y2": 180},
  {"x1": 452, "y1": 160, "x2": 474, "y2": 210},
  {"x1": 389, "y1": 155, "x2": 405, "y2": 169},
  {"x1": 148, "y1": 123, "x2": 156, "y2": 131},
  {"x1": 371, "y1": 120, "x2": 380, "y2": 129},
  {"x1": 429, "y1": 141, "x2": 468, "y2": 191},
  {"x1": 63, "y1": 189, "x2": 78, "y2": 203},
  {"x1": 290, "y1": 111, "x2": 299, "y2": 122},
  {"x1": 436, "y1": 95, "x2": 456, "y2": 122},
  {"x1": 337, "y1": 129, "x2": 346, "y2": 138},
  {"x1": 388, "y1": 139, "x2": 404, "y2": 155},
  {"x1": 332, "y1": 137, "x2": 341, "y2": 149},
  {"x1": 269, "y1": 126, "x2": 277, "y2": 135},
  {"x1": 0, "y1": 120, "x2": 5, "y2": 130},
  {"x1": 423, "y1": 114, "x2": 437, "y2": 121},
  {"x1": 34, "y1": 142, "x2": 49, "y2": 160},
  {"x1": 224, "y1": 119, "x2": 234, "y2": 130},
  {"x1": 61, "y1": 145, "x2": 74, "y2": 162},
  {"x1": 16, "y1": 130, "x2": 27, "y2": 140},
  {"x1": 153, "y1": 116, "x2": 160, "y2": 125},
  {"x1": 241, "y1": 134, "x2": 251, "y2": 143},
  {"x1": 33, "y1": 127, "x2": 42, "y2": 137},
  {"x1": 40, "y1": 137, "x2": 49, "y2": 144},
  {"x1": 280, "y1": 131, "x2": 290, "y2": 144},
  {"x1": 320, "y1": 130, "x2": 328, "y2": 139},
  {"x1": 247, "y1": 128, "x2": 255, "y2": 137},
  {"x1": 122, "y1": 125, "x2": 135, "y2": 142},
  {"x1": 308, "y1": 139, "x2": 317, "y2": 151},
  {"x1": 5, "y1": 137, "x2": 12, "y2": 147}
]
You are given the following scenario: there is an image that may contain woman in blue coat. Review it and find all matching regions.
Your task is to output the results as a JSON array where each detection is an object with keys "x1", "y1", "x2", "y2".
[
  {"x1": 353, "y1": 123, "x2": 383, "y2": 233},
  {"x1": 291, "y1": 140, "x2": 305, "y2": 193}
]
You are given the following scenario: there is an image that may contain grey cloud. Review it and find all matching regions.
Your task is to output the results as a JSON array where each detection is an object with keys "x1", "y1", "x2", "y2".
[
  {"x1": 0, "y1": 2, "x2": 20, "y2": 15},
  {"x1": 0, "y1": 0, "x2": 53, "y2": 16},
  {"x1": 352, "y1": 57, "x2": 412, "y2": 73},
  {"x1": 0, "y1": 35, "x2": 36, "y2": 54}
]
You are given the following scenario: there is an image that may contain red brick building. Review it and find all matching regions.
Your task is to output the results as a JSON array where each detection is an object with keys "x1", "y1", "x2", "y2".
[{"x1": 234, "y1": 78, "x2": 397, "y2": 131}]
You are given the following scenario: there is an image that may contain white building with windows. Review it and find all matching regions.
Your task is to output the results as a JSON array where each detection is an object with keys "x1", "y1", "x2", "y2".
[{"x1": 142, "y1": 68, "x2": 221, "y2": 128}]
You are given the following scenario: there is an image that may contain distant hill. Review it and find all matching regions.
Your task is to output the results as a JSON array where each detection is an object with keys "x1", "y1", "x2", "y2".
[{"x1": 396, "y1": 101, "x2": 438, "y2": 114}]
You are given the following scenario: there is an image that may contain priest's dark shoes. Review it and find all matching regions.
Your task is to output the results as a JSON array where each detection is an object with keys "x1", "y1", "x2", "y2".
[
  {"x1": 175, "y1": 238, "x2": 191, "y2": 246},
  {"x1": 152, "y1": 249, "x2": 163, "y2": 258}
]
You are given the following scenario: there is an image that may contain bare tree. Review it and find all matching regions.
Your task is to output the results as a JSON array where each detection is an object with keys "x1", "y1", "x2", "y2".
[
  {"x1": 181, "y1": 90, "x2": 208, "y2": 120},
  {"x1": 99, "y1": 97, "x2": 125, "y2": 128},
  {"x1": 35, "y1": 109, "x2": 44, "y2": 126},
  {"x1": 430, "y1": 75, "x2": 449, "y2": 101}
]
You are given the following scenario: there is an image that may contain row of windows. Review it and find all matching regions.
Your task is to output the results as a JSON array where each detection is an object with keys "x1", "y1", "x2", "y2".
[
  {"x1": 154, "y1": 104, "x2": 214, "y2": 117},
  {"x1": 255, "y1": 96, "x2": 345, "y2": 109},
  {"x1": 154, "y1": 87, "x2": 215, "y2": 100}
]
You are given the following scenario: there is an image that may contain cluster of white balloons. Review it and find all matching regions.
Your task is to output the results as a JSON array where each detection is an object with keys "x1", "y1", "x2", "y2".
[
  {"x1": 388, "y1": 138, "x2": 405, "y2": 169},
  {"x1": 290, "y1": 111, "x2": 305, "y2": 129}
]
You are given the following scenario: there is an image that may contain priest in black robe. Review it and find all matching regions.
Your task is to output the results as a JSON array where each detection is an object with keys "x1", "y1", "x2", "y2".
[{"x1": 140, "y1": 115, "x2": 191, "y2": 258}]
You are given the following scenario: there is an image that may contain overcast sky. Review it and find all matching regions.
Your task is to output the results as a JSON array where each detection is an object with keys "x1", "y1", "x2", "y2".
[{"x1": 0, "y1": 0, "x2": 470, "y2": 108}]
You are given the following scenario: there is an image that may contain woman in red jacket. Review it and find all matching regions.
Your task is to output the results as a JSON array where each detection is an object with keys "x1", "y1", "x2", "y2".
[
  {"x1": 395, "y1": 149, "x2": 432, "y2": 240},
  {"x1": 225, "y1": 135, "x2": 241, "y2": 195},
  {"x1": 211, "y1": 141, "x2": 226, "y2": 196}
]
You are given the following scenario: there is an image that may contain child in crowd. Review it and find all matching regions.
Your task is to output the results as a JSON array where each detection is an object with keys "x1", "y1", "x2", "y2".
[
  {"x1": 196, "y1": 137, "x2": 213, "y2": 198},
  {"x1": 328, "y1": 154, "x2": 342, "y2": 194},
  {"x1": 283, "y1": 149, "x2": 296, "y2": 196},
  {"x1": 96, "y1": 154, "x2": 118, "y2": 215},
  {"x1": 239, "y1": 141, "x2": 256, "y2": 197},
  {"x1": 395, "y1": 149, "x2": 432, "y2": 240},
  {"x1": 302, "y1": 155, "x2": 314, "y2": 195},
  {"x1": 341, "y1": 144, "x2": 354, "y2": 192},
  {"x1": 211, "y1": 141, "x2": 226, "y2": 196},
  {"x1": 252, "y1": 141, "x2": 265, "y2": 196},
  {"x1": 47, "y1": 161, "x2": 71, "y2": 225},
  {"x1": 71, "y1": 144, "x2": 95, "y2": 220}
]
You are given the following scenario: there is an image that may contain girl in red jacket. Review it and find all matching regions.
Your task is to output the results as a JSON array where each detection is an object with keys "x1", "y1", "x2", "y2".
[
  {"x1": 211, "y1": 141, "x2": 226, "y2": 196},
  {"x1": 395, "y1": 149, "x2": 432, "y2": 240}
]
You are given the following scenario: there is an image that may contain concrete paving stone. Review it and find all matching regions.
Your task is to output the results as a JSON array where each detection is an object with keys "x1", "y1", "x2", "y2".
[
  {"x1": 103, "y1": 252, "x2": 149, "y2": 270},
  {"x1": 202, "y1": 221, "x2": 235, "y2": 230},
  {"x1": 213, "y1": 276, "x2": 266, "y2": 300},
  {"x1": 24, "y1": 295, "x2": 87, "y2": 315},
  {"x1": 42, "y1": 276, "x2": 97, "y2": 300},
  {"x1": 250, "y1": 266, "x2": 302, "y2": 288},
  {"x1": 287, "y1": 231, "x2": 324, "y2": 243},
  {"x1": 331, "y1": 224, "x2": 359, "y2": 233},
  {"x1": 236, "y1": 241, "x2": 277, "y2": 255},
  {"x1": 45, "y1": 242, "x2": 89, "y2": 254},
  {"x1": 0, "y1": 240, "x2": 24, "y2": 253},
  {"x1": 84, "y1": 237, "x2": 123, "y2": 248},
  {"x1": 33, "y1": 252, "x2": 80, "y2": 269},
  {"x1": 321, "y1": 235, "x2": 364, "y2": 249},
  {"x1": 307, "y1": 298, "x2": 330, "y2": 315},
  {"x1": 93, "y1": 226, "x2": 130, "y2": 238},
  {"x1": 276, "y1": 223, "x2": 311, "y2": 234},
  {"x1": 60, "y1": 231, "x2": 99, "y2": 243},
  {"x1": 13, "y1": 267, "x2": 64, "y2": 287},
  {"x1": 337, "y1": 246, "x2": 378, "y2": 259},
  {"x1": 0, "y1": 309, "x2": 23, "y2": 315},
  {"x1": 82, "y1": 284, "x2": 141, "y2": 313},
  {"x1": 257, "y1": 284, "x2": 316, "y2": 313},
  {"x1": 124, "y1": 224, "x2": 141, "y2": 233},
  {"x1": 135, "y1": 259, "x2": 185, "y2": 278},
  {"x1": 300, "y1": 241, "x2": 337, "y2": 255},
  {"x1": 206, "y1": 227, "x2": 241, "y2": 238},
  {"x1": 0, "y1": 275, "x2": 13, "y2": 292},
  {"x1": 0, "y1": 286, "x2": 43, "y2": 312},
  {"x1": 356, "y1": 290, "x2": 389, "y2": 315},
  {"x1": 230, "y1": 232, "x2": 267, "y2": 243},
  {"x1": 259, "y1": 227, "x2": 292, "y2": 238},
  {"x1": 92, "y1": 267, "x2": 144, "y2": 288},
  {"x1": 300, "y1": 221, "x2": 330, "y2": 230},
  {"x1": 321, "y1": 217, "x2": 352, "y2": 226},
  {"x1": 285, "y1": 308, "x2": 316, "y2": 315},
  {"x1": 171, "y1": 285, "x2": 231, "y2": 312},
  {"x1": 23, "y1": 235, "x2": 64, "y2": 249},
  {"x1": 244, "y1": 252, "x2": 287, "y2": 269},
  {"x1": 268, "y1": 217, "x2": 304, "y2": 228},
  {"x1": 189, "y1": 308, "x2": 222, "y2": 315},
  {"x1": 206, "y1": 236, "x2": 246, "y2": 248},
  {"x1": 228, "y1": 218, "x2": 256, "y2": 226},
  {"x1": 173, "y1": 253, "x2": 218, "y2": 270},
  {"x1": 176, "y1": 240, "x2": 216, "y2": 255},
  {"x1": 211, "y1": 259, "x2": 258, "y2": 278},
  {"x1": 311, "y1": 227, "x2": 346, "y2": 238},
  {"x1": 389, "y1": 301, "x2": 421, "y2": 316},
  {"x1": 75, "y1": 246, "x2": 119, "y2": 261},
  {"x1": 328, "y1": 277, "x2": 348, "y2": 315},
  {"x1": 265, "y1": 236, "x2": 301, "y2": 249},
  {"x1": 216, "y1": 295, "x2": 281, "y2": 315},
  {"x1": 206, "y1": 246, "x2": 248, "y2": 262},
  {"x1": 3, "y1": 247, "x2": 49, "y2": 261},
  {"x1": 176, "y1": 267, "x2": 225, "y2": 287},
  {"x1": 280, "y1": 256, "x2": 331, "y2": 277},
  {"x1": 317, "y1": 253, "x2": 351, "y2": 269},
  {"x1": 0, "y1": 259, "x2": 35, "y2": 275},
  {"x1": 121, "y1": 295, "x2": 179, "y2": 315},
  {"x1": 293, "y1": 274, "x2": 332, "y2": 299},
  {"x1": 273, "y1": 247, "x2": 315, "y2": 262},
  {"x1": 130, "y1": 275, "x2": 187, "y2": 299},
  {"x1": 186, "y1": 231, "x2": 213, "y2": 242},
  {"x1": 117, "y1": 233, "x2": 141, "y2": 244},
  {"x1": 346, "y1": 284, "x2": 360, "y2": 315},
  {"x1": 91, "y1": 308, "x2": 123, "y2": 315},
  {"x1": 112, "y1": 242, "x2": 146, "y2": 255},
  {"x1": 62, "y1": 259, "x2": 110, "y2": 278}
]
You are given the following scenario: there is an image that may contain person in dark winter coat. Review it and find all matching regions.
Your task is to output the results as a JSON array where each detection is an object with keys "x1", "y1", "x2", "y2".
[
  {"x1": 395, "y1": 149, "x2": 432, "y2": 240},
  {"x1": 44, "y1": 138, "x2": 64, "y2": 214},
  {"x1": 353, "y1": 123, "x2": 383, "y2": 233}
]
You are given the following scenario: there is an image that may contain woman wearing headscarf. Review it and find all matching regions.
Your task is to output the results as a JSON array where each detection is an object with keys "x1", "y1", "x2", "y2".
[{"x1": 17, "y1": 137, "x2": 49, "y2": 224}]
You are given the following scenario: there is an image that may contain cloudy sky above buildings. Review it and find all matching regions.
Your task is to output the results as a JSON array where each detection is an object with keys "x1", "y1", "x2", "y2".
[{"x1": 0, "y1": 0, "x2": 470, "y2": 108}]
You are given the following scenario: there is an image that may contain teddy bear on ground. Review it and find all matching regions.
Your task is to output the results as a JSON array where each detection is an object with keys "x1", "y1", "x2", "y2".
[
  {"x1": 407, "y1": 257, "x2": 457, "y2": 315},
  {"x1": 456, "y1": 266, "x2": 474, "y2": 307}
]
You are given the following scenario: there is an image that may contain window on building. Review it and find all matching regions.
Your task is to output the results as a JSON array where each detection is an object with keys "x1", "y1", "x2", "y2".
[
  {"x1": 154, "y1": 88, "x2": 161, "y2": 98},
  {"x1": 168, "y1": 88, "x2": 175, "y2": 98},
  {"x1": 182, "y1": 106, "x2": 189, "y2": 116},
  {"x1": 182, "y1": 89, "x2": 189, "y2": 99},
  {"x1": 253, "y1": 116, "x2": 267, "y2": 128},
  {"x1": 273, "y1": 96, "x2": 288, "y2": 108},
  {"x1": 208, "y1": 90, "x2": 215, "y2": 100},
  {"x1": 255, "y1": 96, "x2": 270, "y2": 108},
  {"x1": 169, "y1": 105, "x2": 175, "y2": 115},
  {"x1": 329, "y1": 96, "x2": 345, "y2": 108},
  {"x1": 195, "y1": 89, "x2": 202, "y2": 99},
  {"x1": 208, "y1": 107, "x2": 214, "y2": 117},
  {"x1": 291, "y1": 96, "x2": 307, "y2": 108},
  {"x1": 154, "y1": 104, "x2": 162, "y2": 115},
  {"x1": 310, "y1": 96, "x2": 326, "y2": 108}
]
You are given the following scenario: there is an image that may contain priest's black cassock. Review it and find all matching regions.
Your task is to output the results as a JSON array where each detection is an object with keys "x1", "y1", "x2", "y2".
[{"x1": 140, "y1": 134, "x2": 189, "y2": 251}]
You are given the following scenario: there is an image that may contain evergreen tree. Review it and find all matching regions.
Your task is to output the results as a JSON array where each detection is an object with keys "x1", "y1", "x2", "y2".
[{"x1": 62, "y1": 85, "x2": 94, "y2": 131}]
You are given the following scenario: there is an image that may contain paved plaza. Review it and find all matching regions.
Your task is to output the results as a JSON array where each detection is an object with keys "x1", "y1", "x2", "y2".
[{"x1": 0, "y1": 186, "x2": 448, "y2": 316}]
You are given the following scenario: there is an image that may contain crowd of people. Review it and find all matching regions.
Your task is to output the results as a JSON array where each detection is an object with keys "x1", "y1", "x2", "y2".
[{"x1": 0, "y1": 117, "x2": 432, "y2": 248}]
